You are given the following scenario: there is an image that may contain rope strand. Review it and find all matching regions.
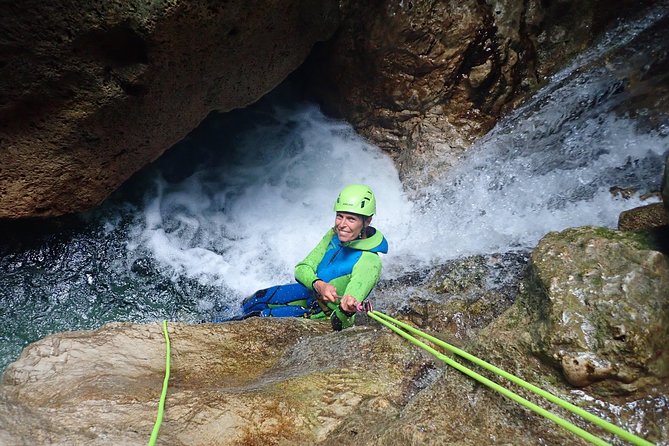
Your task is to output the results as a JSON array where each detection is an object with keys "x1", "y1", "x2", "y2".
[
  {"x1": 368, "y1": 311, "x2": 654, "y2": 446},
  {"x1": 148, "y1": 320, "x2": 171, "y2": 446}
]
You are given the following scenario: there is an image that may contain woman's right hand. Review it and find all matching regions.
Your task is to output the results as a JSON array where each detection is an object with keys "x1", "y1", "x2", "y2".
[{"x1": 313, "y1": 280, "x2": 339, "y2": 302}]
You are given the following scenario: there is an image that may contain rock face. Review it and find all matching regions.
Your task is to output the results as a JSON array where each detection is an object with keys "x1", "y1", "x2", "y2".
[
  {"x1": 0, "y1": 318, "x2": 580, "y2": 446},
  {"x1": 0, "y1": 319, "x2": 638, "y2": 446},
  {"x1": 1, "y1": 319, "x2": 423, "y2": 445},
  {"x1": 0, "y1": 0, "x2": 339, "y2": 218},
  {"x1": 304, "y1": 0, "x2": 657, "y2": 186},
  {"x1": 520, "y1": 227, "x2": 669, "y2": 393},
  {"x1": 2, "y1": 230, "x2": 668, "y2": 445},
  {"x1": 1, "y1": 0, "x2": 662, "y2": 218},
  {"x1": 375, "y1": 252, "x2": 529, "y2": 342}
]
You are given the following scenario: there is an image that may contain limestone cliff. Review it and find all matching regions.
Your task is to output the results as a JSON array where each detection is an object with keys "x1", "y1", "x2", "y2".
[
  {"x1": 0, "y1": 0, "x2": 339, "y2": 218},
  {"x1": 1, "y1": 0, "x2": 662, "y2": 218}
]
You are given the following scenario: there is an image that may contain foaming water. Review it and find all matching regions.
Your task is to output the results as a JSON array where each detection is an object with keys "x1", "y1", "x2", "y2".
[
  {"x1": 126, "y1": 103, "x2": 412, "y2": 302},
  {"x1": 127, "y1": 72, "x2": 666, "y2": 316},
  {"x1": 394, "y1": 5, "x2": 669, "y2": 264},
  {"x1": 404, "y1": 114, "x2": 666, "y2": 263}
]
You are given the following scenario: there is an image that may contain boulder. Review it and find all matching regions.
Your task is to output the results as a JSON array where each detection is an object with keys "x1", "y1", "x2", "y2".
[
  {"x1": 518, "y1": 227, "x2": 669, "y2": 394},
  {"x1": 618, "y1": 202, "x2": 669, "y2": 231},
  {"x1": 0, "y1": 0, "x2": 339, "y2": 218}
]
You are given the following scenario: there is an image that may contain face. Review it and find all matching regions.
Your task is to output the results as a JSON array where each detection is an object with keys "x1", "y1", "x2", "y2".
[{"x1": 335, "y1": 212, "x2": 367, "y2": 242}]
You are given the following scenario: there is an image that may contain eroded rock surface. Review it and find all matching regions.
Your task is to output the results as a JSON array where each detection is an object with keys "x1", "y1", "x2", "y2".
[
  {"x1": 375, "y1": 252, "x2": 529, "y2": 342},
  {"x1": 519, "y1": 227, "x2": 669, "y2": 393},
  {"x1": 0, "y1": 0, "x2": 339, "y2": 218},
  {"x1": 0, "y1": 317, "x2": 628, "y2": 446},
  {"x1": 304, "y1": 0, "x2": 659, "y2": 187},
  {"x1": 0, "y1": 319, "x2": 426, "y2": 445},
  {"x1": 0, "y1": 315, "x2": 546, "y2": 446}
]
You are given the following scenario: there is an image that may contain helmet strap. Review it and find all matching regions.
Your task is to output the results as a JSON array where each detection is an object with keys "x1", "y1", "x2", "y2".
[{"x1": 358, "y1": 217, "x2": 371, "y2": 239}]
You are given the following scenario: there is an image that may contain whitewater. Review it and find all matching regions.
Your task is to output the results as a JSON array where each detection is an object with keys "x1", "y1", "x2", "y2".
[{"x1": 0, "y1": 3, "x2": 667, "y2": 371}]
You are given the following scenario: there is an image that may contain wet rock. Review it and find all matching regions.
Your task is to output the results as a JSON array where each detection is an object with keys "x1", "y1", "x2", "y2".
[
  {"x1": 472, "y1": 285, "x2": 669, "y2": 446},
  {"x1": 521, "y1": 227, "x2": 669, "y2": 394},
  {"x1": 375, "y1": 252, "x2": 529, "y2": 341},
  {"x1": 662, "y1": 156, "x2": 669, "y2": 213},
  {"x1": 0, "y1": 0, "x2": 339, "y2": 218},
  {"x1": 321, "y1": 360, "x2": 590, "y2": 446},
  {"x1": 464, "y1": 227, "x2": 669, "y2": 444},
  {"x1": 0, "y1": 318, "x2": 435, "y2": 445},
  {"x1": 618, "y1": 202, "x2": 669, "y2": 231},
  {"x1": 2, "y1": 243, "x2": 668, "y2": 444},
  {"x1": 304, "y1": 0, "x2": 655, "y2": 187},
  {"x1": 610, "y1": 185, "x2": 638, "y2": 199},
  {"x1": 304, "y1": 0, "x2": 500, "y2": 187}
]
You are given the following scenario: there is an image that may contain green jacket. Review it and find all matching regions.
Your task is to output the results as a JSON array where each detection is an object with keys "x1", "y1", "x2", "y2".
[{"x1": 294, "y1": 227, "x2": 389, "y2": 302}]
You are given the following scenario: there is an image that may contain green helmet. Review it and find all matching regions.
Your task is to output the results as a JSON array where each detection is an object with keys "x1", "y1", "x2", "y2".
[{"x1": 334, "y1": 184, "x2": 376, "y2": 216}]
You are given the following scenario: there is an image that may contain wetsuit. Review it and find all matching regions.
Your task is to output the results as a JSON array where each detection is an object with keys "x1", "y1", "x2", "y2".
[{"x1": 240, "y1": 227, "x2": 388, "y2": 327}]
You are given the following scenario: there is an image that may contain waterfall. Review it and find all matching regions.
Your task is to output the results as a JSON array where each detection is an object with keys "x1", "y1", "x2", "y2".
[{"x1": 0, "y1": 4, "x2": 667, "y2": 371}]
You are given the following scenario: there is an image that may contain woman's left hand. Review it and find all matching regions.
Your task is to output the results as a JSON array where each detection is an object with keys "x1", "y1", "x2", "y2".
[{"x1": 339, "y1": 295, "x2": 359, "y2": 313}]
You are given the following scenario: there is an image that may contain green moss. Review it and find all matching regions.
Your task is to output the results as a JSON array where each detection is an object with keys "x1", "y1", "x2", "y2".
[
  {"x1": 591, "y1": 226, "x2": 654, "y2": 249},
  {"x1": 626, "y1": 230, "x2": 656, "y2": 250},
  {"x1": 499, "y1": 303, "x2": 524, "y2": 329},
  {"x1": 536, "y1": 371, "x2": 564, "y2": 388},
  {"x1": 548, "y1": 226, "x2": 656, "y2": 250},
  {"x1": 591, "y1": 226, "x2": 618, "y2": 239},
  {"x1": 589, "y1": 274, "x2": 604, "y2": 288}
]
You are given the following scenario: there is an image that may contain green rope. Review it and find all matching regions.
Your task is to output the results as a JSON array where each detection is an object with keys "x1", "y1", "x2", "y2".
[
  {"x1": 369, "y1": 311, "x2": 619, "y2": 446},
  {"x1": 371, "y1": 311, "x2": 653, "y2": 446},
  {"x1": 148, "y1": 320, "x2": 171, "y2": 446},
  {"x1": 368, "y1": 311, "x2": 609, "y2": 445}
]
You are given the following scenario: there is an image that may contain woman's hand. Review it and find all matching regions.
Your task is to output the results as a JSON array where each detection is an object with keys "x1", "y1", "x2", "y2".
[
  {"x1": 339, "y1": 295, "x2": 359, "y2": 313},
  {"x1": 313, "y1": 280, "x2": 339, "y2": 302}
]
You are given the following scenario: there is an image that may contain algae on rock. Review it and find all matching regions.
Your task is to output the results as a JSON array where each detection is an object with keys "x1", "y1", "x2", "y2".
[{"x1": 513, "y1": 227, "x2": 669, "y2": 394}]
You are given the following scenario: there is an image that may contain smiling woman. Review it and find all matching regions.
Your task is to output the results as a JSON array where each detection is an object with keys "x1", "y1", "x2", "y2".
[
  {"x1": 233, "y1": 184, "x2": 389, "y2": 330},
  {"x1": 332, "y1": 184, "x2": 375, "y2": 243},
  {"x1": 334, "y1": 212, "x2": 367, "y2": 243}
]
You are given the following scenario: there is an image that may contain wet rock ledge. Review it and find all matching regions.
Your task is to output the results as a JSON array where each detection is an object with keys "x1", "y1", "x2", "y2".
[{"x1": 1, "y1": 226, "x2": 667, "y2": 445}]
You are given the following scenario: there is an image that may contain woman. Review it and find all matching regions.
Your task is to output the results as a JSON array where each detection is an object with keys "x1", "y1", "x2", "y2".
[{"x1": 240, "y1": 184, "x2": 388, "y2": 330}]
